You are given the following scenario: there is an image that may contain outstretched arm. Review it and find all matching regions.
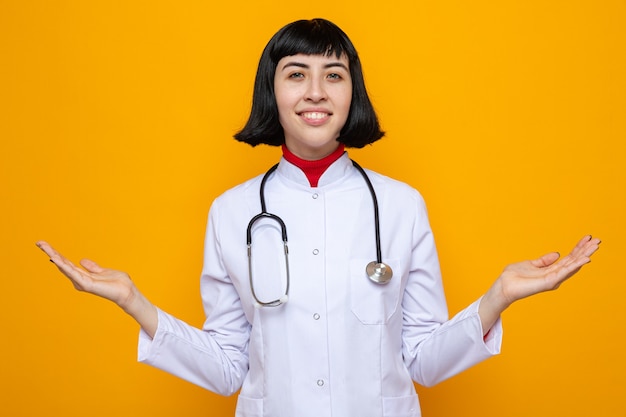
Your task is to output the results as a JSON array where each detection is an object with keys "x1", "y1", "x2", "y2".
[
  {"x1": 36, "y1": 240, "x2": 158, "y2": 337},
  {"x1": 478, "y1": 235, "x2": 601, "y2": 334}
]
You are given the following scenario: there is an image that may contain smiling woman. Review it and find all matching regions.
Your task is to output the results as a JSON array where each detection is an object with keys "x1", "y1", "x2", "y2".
[
  {"x1": 274, "y1": 54, "x2": 352, "y2": 159},
  {"x1": 33, "y1": 17, "x2": 603, "y2": 417},
  {"x1": 233, "y1": 18, "x2": 384, "y2": 150}
]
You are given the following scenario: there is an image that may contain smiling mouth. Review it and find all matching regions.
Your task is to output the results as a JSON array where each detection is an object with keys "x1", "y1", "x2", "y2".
[{"x1": 299, "y1": 111, "x2": 331, "y2": 120}]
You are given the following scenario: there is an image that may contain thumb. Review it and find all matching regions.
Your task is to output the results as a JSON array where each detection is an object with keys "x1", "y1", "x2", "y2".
[
  {"x1": 531, "y1": 252, "x2": 560, "y2": 268},
  {"x1": 80, "y1": 258, "x2": 105, "y2": 273}
]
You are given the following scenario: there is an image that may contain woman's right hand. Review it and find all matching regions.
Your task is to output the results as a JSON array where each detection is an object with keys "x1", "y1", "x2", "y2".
[{"x1": 36, "y1": 240, "x2": 158, "y2": 337}]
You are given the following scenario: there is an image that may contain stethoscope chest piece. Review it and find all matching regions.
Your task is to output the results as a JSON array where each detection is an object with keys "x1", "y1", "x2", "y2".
[{"x1": 366, "y1": 261, "x2": 393, "y2": 284}]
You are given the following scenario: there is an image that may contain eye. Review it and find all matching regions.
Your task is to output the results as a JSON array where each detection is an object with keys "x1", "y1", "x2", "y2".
[
  {"x1": 327, "y1": 73, "x2": 342, "y2": 80},
  {"x1": 289, "y1": 72, "x2": 304, "y2": 79}
]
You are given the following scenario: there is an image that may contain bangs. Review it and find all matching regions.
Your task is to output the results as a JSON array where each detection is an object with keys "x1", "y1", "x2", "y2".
[{"x1": 268, "y1": 19, "x2": 355, "y2": 63}]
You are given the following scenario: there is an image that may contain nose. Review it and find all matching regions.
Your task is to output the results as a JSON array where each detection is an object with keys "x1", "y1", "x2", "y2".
[{"x1": 305, "y1": 77, "x2": 327, "y2": 102}]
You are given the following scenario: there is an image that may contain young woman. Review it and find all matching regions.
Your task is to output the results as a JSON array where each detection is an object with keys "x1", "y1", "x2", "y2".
[{"x1": 36, "y1": 19, "x2": 600, "y2": 417}]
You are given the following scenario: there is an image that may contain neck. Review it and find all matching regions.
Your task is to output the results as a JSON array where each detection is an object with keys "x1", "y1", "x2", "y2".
[{"x1": 281, "y1": 144, "x2": 345, "y2": 187}]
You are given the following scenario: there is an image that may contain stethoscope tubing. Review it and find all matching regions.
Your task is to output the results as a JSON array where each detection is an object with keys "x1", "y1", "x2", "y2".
[
  {"x1": 247, "y1": 163, "x2": 290, "y2": 307},
  {"x1": 350, "y1": 160, "x2": 383, "y2": 265}
]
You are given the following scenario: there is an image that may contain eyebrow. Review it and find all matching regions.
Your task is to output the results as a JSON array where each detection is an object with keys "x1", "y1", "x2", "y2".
[{"x1": 280, "y1": 61, "x2": 349, "y2": 72}]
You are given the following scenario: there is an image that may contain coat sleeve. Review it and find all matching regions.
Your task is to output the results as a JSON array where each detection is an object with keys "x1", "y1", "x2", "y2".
[
  {"x1": 137, "y1": 202, "x2": 250, "y2": 396},
  {"x1": 401, "y1": 194, "x2": 502, "y2": 388}
]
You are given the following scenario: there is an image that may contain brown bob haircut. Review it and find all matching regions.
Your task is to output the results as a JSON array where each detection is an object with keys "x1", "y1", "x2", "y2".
[{"x1": 234, "y1": 18, "x2": 384, "y2": 148}]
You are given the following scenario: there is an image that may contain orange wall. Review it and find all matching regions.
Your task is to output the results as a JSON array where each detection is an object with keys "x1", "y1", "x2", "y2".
[{"x1": 1, "y1": 1, "x2": 624, "y2": 416}]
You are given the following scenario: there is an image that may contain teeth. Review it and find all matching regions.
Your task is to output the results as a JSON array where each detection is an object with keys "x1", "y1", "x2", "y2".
[{"x1": 302, "y1": 112, "x2": 327, "y2": 119}]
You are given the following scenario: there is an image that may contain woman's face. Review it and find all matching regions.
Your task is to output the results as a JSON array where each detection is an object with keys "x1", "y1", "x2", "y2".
[{"x1": 274, "y1": 53, "x2": 352, "y2": 160}]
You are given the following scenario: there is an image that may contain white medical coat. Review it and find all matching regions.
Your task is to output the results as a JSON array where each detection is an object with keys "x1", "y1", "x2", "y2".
[{"x1": 138, "y1": 153, "x2": 502, "y2": 417}]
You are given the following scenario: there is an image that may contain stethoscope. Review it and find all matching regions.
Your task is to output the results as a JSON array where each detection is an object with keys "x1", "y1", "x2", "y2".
[{"x1": 246, "y1": 159, "x2": 393, "y2": 307}]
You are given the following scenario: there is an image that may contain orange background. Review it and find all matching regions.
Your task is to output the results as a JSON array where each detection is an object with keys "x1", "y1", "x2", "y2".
[{"x1": 1, "y1": 1, "x2": 624, "y2": 416}]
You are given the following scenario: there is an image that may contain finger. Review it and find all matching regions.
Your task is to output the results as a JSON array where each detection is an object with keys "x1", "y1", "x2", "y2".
[
  {"x1": 560, "y1": 237, "x2": 600, "y2": 271},
  {"x1": 557, "y1": 256, "x2": 589, "y2": 276},
  {"x1": 545, "y1": 235, "x2": 600, "y2": 270},
  {"x1": 35, "y1": 242, "x2": 106, "y2": 296},
  {"x1": 36, "y1": 241, "x2": 86, "y2": 280},
  {"x1": 571, "y1": 235, "x2": 601, "y2": 257},
  {"x1": 582, "y1": 236, "x2": 601, "y2": 257},
  {"x1": 36, "y1": 241, "x2": 76, "y2": 271},
  {"x1": 35, "y1": 240, "x2": 62, "y2": 261},
  {"x1": 548, "y1": 249, "x2": 594, "y2": 285},
  {"x1": 54, "y1": 260, "x2": 96, "y2": 292},
  {"x1": 36, "y1": 242, "x2": 81, "y2": 276}
]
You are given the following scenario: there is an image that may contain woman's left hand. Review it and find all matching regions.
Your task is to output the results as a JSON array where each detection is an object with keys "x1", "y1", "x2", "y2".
[{"x1": 479, "y1": 235, "x2": 601, "y2": 333}]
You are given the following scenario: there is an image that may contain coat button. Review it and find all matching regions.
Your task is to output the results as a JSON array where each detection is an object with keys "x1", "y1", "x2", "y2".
[
  {"x1": 312, "y1": 193, "x2": 319, "y2": 199},
  {"x1": 313, "y1": 313, "x2": 320, "y2": 320},
  {"x1": 312, "y1": 249, "x2": 319, "y2": 255},
  {"x1": 317, "y1": 379, "x2": 325, "y2": 387}
]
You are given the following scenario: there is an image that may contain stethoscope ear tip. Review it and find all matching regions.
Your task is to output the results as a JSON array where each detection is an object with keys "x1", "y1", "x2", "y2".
[{"x1": 279, "y1": 295, "x2": 289, "y2": 304}]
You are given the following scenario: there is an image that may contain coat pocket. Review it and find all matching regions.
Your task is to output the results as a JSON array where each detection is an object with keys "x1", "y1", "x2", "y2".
[
  {"x1": 349, "y1": 258, "x2": 402, "y2": 325},
  {"x1": 382, "y1": 394, "x2": 421, "y2": 417},
  {"x1": 235, "y1": 395, "x2": 263, "y2": 417}
]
